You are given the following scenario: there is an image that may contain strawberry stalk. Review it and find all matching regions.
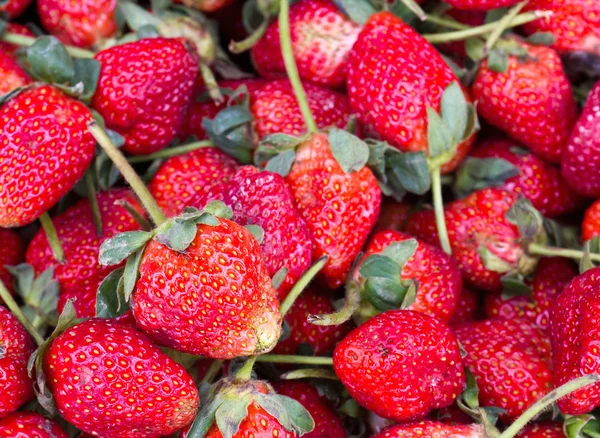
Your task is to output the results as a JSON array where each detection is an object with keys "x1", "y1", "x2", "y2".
[
  {"x1": 229, "y1": 20, "x2": 270, "y2": 54},
  {"x1": 279, "y1": 256, "x2": 328, "y2": 317},
  {"x1": 39, "y1": 212, "x2": 65, "y2": 264},
  {"x1": 85, "y1": 167, "x2": 103, "y2": 237},
  {"x1": 308, "y1": 280, "x2": 360, "y2": 326},
  {"x1": 431, "y1": 167, "x2": 452, "y2": 255},
  {"x1": 255, "y1": 355, "x2": 334, "y2": 366},
  {"x1": 114, "y1": 199, "x2": 152, "y2": 231},
  {"x1": 527, "y1": 243, "x2": 600, "y2": 263},
  {"x1": 281, "y1": 368, "x2": 338, "y2": 380},
  {"x1": 425, "y1": 15, "x2": 470, "y2": 31},
  {"x1": 0, "y1": 32, "x2": 95, "y2": 58},
  {"x1": 484, "y1": 1, "x2": 527, "y2": 53},
  {"x1": 201, "y1": 360, "x2": 224, "y2": 384},
  {"x1": 127, "y1": 140, "x2": 213, "y2": 163},
  {"x1": 0, "y1": 279, "x2": 45, "y2": 346},
  {"x1": 88, "y1": 122, "x2": 168, "y2": 227}
]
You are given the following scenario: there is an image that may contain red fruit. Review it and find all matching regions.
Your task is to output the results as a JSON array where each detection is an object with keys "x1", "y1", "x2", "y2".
[
  {"x1": 286, "y1": 133, "x2": 381, "y2": 288},
  {"x1": 0, "y1": 229, "x2": 24, "y2": 295},
  {"x1": 0, "y1": 50, "x2": 31, "y2": 95},
  {"x1": 583, "y1": 198, "x2": 600, "y2": 241},
  {"x1": 346, "y1": 12, "x2": 475, "y2": 173},
  {"x1": 455, "y1": 318, "x2": 552, "y2": 419},
  {"x1": 517, "y1": 423, "x2": 565, "y2": 438},
  {"x1": 484, "y1": 257, "x2": 577, "y2": 331},
  {"x1": 373, "y1": 421, "x2": 483, "y2": 438},
  {"x1": 0, "y1": 306, "x2": 35, "y2": 418},
  {"x1": 562, "y1": 80, "x2": 600, "y2": 197},
  {"x1": 0, "y1": 0, "x2": 32, "y2": 18},
  {"x1": 472, "y1": 42, "x2": 578, "y2": 163},
  {"x1": 132, "y1": 219, "x2": 282, "y2": 358},
  {"x1": 44, "y1": 319, "x2": 199, "y2": 436},
  {"x1": 38, "y1": 0, "x2": 118, "y2": 48},
  {"x1": 444, "y1": 0, "x2": 519, "y2": 10},
  {"x1": 0, "y1": 85, "x2": 95, "y2": 227},
  {"x1": 272, "y1": 381, "x2": 347, "y2": 438},
  {"x1": 175, "y1": 0, "x2": 234, "y2": 13},
  {"x1": 148, "y1": 147, "x2": 238, "y2": 218},
  {"x1": 0, "y1": 412, "x2": 68, "y2": 437},
  {"x1": 93, "y1": 38, "x2": 199, "y2": 155},
  {"x1": 358, "y1": 230, "x2": 463, "y2": 322},
  {"x1": 334, "y1": 310, "x2": 465, "y2": 421},
  {"x1": 449, "y1": 288, "x2": 481, "y2": 327},
  {"x1": 0, "y1": 23, "x2": 34, "y2": 54},
  {"x1": 372, "y1": 200, "x2": 412, "y2": 234},
  {"x1": 252, "y1": 0, "x2": 360, "y2": 89}
]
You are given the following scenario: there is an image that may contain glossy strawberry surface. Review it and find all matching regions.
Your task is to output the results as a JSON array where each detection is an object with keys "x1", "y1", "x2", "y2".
[
  {"x1": 0, "y1": 50, "x2": 31, "y2": 95},
  {"x1": 373, "y1": 421, "x2": 483, "y2": 438},
  {"x1": 0, "y1": 412, "x2": 68, "y2": 437}
]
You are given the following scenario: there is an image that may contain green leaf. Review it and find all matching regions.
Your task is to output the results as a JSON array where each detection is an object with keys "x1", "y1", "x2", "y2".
[
  {"x1": 0, "y1": 86, "x2": 28, "y2": 105},
  {"x1": 386, "y1": 151, "x2": 431, "y2": 195},
  {"x1": 527, "y1": 32, "x2": 556, "y2": 46},
  {"x1": 215, "y1": 396, "x2": 252, "y2": 438},
  {"x1": 71, "y1": 59, "x2": 101, "y2": 104},
  {"x1": 123, "y1": 250, "x2": 144, "y2": 302},
  {"x1": 244, "y1": 225, "x2": 264, "y2": 245},
  {"x1": 98, "y1": 231, "x2": 153, "y2": 266},
  {"x1": 26, "y1": 36, "x2": 74, "y2": 85},
  {"x1": 118, "y1": 1, "x2": 163, "y2": 30},
  {"x1": 332, "y1": 0, "x2": 376, "y2": 24},
  {"x1": 203, "y1": 106, "x2": 255, "y2": 164},
  {"x1": 137, "y1": 24, "x2": 161, "y2": 39},
  {"x1": 155, "y1": 219, "x2": 198, "y2": 252},
  {"x1": 454, "y1": 157, "x2": 520, "y2": 199},
  {"x1": 271, "y1": 267, "x2": 288, "y2": 290},
  {"x1": 488, "y1": 49, "x2": 509, "y2": 73},
  {"x1": 364, "y1": 277, "x2": 410, "y2": 311},
  {"x1": 505, "y1": 196, "x2": 545, "y2": 242},
  {"x1": 265, "y1": 149, "x2": 296, "y2": 177},
  {"x1": 242, "y1": 0, "x2": 264, "y2": 33},
  {"x1": 254, "y1": 393, "x2": 292, "y2": 431},
  {"x1": 96, "y1": 268, "x2": 129, "y2": 318},
  {"x1": 501, "y1": 273, "x2": 532, "y2": 300},
  {"x1": 358, "y1": 255, "x2": 400, "y2": 280},
  {"x1": 465, "y1": 37, "x2": 485, "y2": 63},
  {"x1": 461, "y1": 368, "x2": 480, "y2": 409},
  {"x1": 196, "y1": 213, "x2": 220, "y2": 227},
  {"x1": 203, "y1": 200, "x2": 233, "y2": 220},
  {"x1": 477, "y1": 246, "x2": 514, "y2": 274},
  {"x1": 254, "y1": 133, "x2": 303, "y2": 167},
  {"x1": 185, "y1": 390, "x2": 226, "y2": 438},
  {"x1": 329, "y1": 128, "x2": 370, "y2": 173},
  {"x1": 381, "y1": 239, "x2": 418, "y2": 267},
  {"x1": 276, "y1": 395, "x2": 315, "y2": 435},
  {"x1": 427, "y1": 106, "x2": 454, "y2": 158},
  {"x1": 440, "y1": 82, "x2": 469, "y2": 144}
]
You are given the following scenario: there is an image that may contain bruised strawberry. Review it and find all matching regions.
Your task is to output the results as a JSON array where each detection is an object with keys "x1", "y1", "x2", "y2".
[
  {"x1": 444, "y1": 0, "x2": 519, "y2": 10},
  {"x1": 0, "y1": 229, "x2": 24, "y2": 295},
  {"x1": 517, "y1": 423, "x2": 565, "y2": 438},
  {"x1": 0, "y1": 0, "x2": 32, "y2": 18},
  {"x1": 0, "y1": 412, "x2": 68, "y2": 437},
  {"x1": 449, "y1": 288, "x2": 481, "y2": 327},
  {"x1": 583, "y1": 198, "x2": 600, "y2": 242},
  {"x1": 373, "y1": 421, "x2": 483, "y2": 438},
  {"x1": 0, "y1": 50, "x2": 31, "y2": 95}
]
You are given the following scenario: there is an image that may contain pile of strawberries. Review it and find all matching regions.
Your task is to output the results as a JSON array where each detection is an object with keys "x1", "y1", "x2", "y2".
[{"x1": 1, "y1": 0, "x2": 600, "y2": 436}]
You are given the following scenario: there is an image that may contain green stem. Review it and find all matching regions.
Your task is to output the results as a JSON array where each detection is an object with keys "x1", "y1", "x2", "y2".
[
  {"x1": 0, "y1": 279, "x2": 44, "y2": 346},
  {"x1": 85, "y1": 167, "x2": 103, "y2": 237},
  {"x1": 399, "y1": 0, "x2": 426, "y2": 20},
  {"x1": 199, "y1": 61, "x2": 223, "y2": 103},
  {"x1": 279, "y1": 256, "x2": 328, "y2": 317},
  {"x1": 39, "y1": 212, "x2": 65, "y2": 264},
  {"x1": 255, "y1": 355, "x2": 334, "y2": 366},
  {"x1": 281, "y1": 368, "x2": 339, "y2": 380},
  {"x1": 484, "y1": 1, "x2": 527, "y2": 52},
  {"x1": 527, "y1": 243, "x2": 600, "y2": 263},
  {"x1": 308, "y1": 280, "x2": 360, "y2": 326},
  {"x1": 229, "y1": 19, "x2": 269, "y2": 54},
  {"x1": 499, "y1": 374, "x2": 600, "y2": 438},
  {"x1": 115, "y1": 200, "x2": 153, "y2": 231},
  {"x1": 235, "y1": 356, "x2": 258, "y2": 381},
  {"x1": 431, "y1": 167, "x2": 452, "y2": 255},
  {"x1": 127, "y1": 141, "x2": 213, "y2": 163},
  {"x1": 1, "y1": 32, "x2": 96, "y2": 58},
  {"x1": 201, "y1": 360, "x2": 224, "y2": 384},
  {"x1": 425, "y1": 14, "x2": 470, "y2": 31},
  {"x1": 278, "y1": 0, "x2": 317, "y2": 133},
  {"x1": 88, "y1": 122, "x2": 167, "y2": 227}
]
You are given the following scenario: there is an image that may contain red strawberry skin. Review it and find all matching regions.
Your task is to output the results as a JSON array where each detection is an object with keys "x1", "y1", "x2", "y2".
[
  {"x1": 449, "y1": 288, "x2": 481, "y2": 327},
  {"x1": 251, "y1": 0, "x2": 360, "y2": 89},
  {"x1": 0, "y1": 306, "x2": 35, "y2": 418},
  {"x1": 583, "y1": 198, "x2": 600, "y2": 241},
  {"x1": 516, "y1": 423, "x2": 565, "y2": 438},
  {"x1": 359, "y1": 230, "x2": 463, "y2": 322},
  {"x1": 44, "y1": 319, "x2": 199, "y2": 437},
  {"x1": 0, "y1": 50, "x2": 31, "y2": 95},
  {"x1": 334, "y1": 310, "x2": 465, "y2": 422},
  {"x1": 0, "y1": 86, "x2": 95, "y2": 227},
  {"x1": 0, "y1": 229, "x2": 24, "y2": 295},
  {"x1": 455, "y1": 318, "x2": 552, "y2": 419},
  {"x1": 0, "y1": 412, "x2": 68, "y2": 437},
  {"x1": 148, "y1": 147, "x2": 238, "y2": 218},
  {"x1": 0, "y1": 23, "x2": 35, "y2": 54},
  {"x1": 37, "y1": 0, "x2": 118, "y2": 48},
  {"x1": 286, "y1": 133, "x2": 381, "y2": 288},
  {"x1": 372, "y1": 200, "x2": 412, "y2": 234},
  {"x1": 132, "y1": 219, "x2": 282, "y2": 359},
  {"x1": 484, "y1": 257, "x2": 577, "y2": 331},
  {"x1": 472, "y1": 42, "x2": 578, "y2": 163},
  {"x1": 444, "y1": 0, "x2": 519, "y2": 10},
  {"x1": 373, "y1": 421, "x2": 483, "y2": 438},
  {"x1": 93, "y1": 38, "x2": 199, "y2": 155},
  {"x1": 175, "y1": 0, "x2": 234, "y2": 13},
  {"x1": 562, "y1": 80, "x2": 600, "y2": 197},
  {"x1": 0, "y1": 0, "x2": 32, "y2": 18},
  {"x1": 192, "y1": 166, "x2": 313, "y2": 299}
]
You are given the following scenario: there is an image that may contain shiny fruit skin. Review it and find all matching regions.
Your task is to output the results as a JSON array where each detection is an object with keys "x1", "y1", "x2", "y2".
[
  {"x1": 0, "y1": 50, "x2": 31, "y2": 95},
  {"x1": 0, "y1": 412, "x2": 68, "y2": 438}
]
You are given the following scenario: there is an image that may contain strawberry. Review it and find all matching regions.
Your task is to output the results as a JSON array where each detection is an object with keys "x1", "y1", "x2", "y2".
[
  {"x1": 455, "y1": 318, "x2": 553, "y2": 419},
  {"x1": 443, "y1": 0, "x2": 519, "y2": 10},
  {"x1": 472, "y1": 41, "x2": 578, "y2": 163},
  {"x1": 457, "y1": 136, "x2": 585, "y2": 218},
  {"x1": 43, "y1": 318, "x2": 199, "y2": 436},
  {"x1": 175, "y1": 0, "x2": 234, "y2": 13},
  {"x1": 334, "y1": 309, "x2": 465, "y2": 421},
  {"x1": 372, "y1": 421, "x2": 483, "y2": 438},
  {"x1": 92, "y1": 38, "x2": 199, "y2": 155},
  {"x1": 272, "y1": 381, "x2": 347, "y2": 438},
  {"x1": 0, "y1": 85, "x2": 95, "y2": 227},
  {"x1": 0, "y1": 306, "x2": 35, "y2": 418},
  {"x1": 449, "y1": 288, "x2": 481, "y2": 327},
  {"x1": 561, "y1": 79, "x2": 600, "y2": 197},
  {"x1": 372, "y1": 200, "x2": 412, "y2": 234},
  {"x1": 37, "y1": 0, "x2": 118, "y2": 48},
  {"x1": 0, "y1": 0, "x2": 32, "y2": 18},
  {"x1": 0, "y1": 412, "x2": 68, "y2": 437},
  {"x1": 191, "y1": 165, "x2": 313, "y2": 299},
  {"x1": 0, "y1": 50, "x2": 31, "y2": 95},
  {"x1": 251, "y1": 0, "x2": 361, "y2": 89},
  {"x1": 0, "y1": 23, "x2": 34, "y2": 54},
  {"x1": 148, "y1": 147, "x2": 238, "y2": 218},
  {"x1": 0, "y1": 229, "x2": 24, "y2": 295},
  {"x1": 517, "y1": 423, "x2": 565, "y2": 438},
  {"x1": 484, "y1": 257, "x2": 577, "y2": 331},
  {"x1": 583, "y1": 198, "x2": 600, "y2": 241}
]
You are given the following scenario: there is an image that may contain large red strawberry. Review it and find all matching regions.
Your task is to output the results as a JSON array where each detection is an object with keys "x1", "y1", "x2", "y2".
[
  {"x1": 334, "y1": 310, "x2": 465, "y2": 421},
  {"x1": 43, "y1": 318, "x2": 199, "y2": 436},
  {"x1": 0, "y1": 50, "x2": 31, "y2": 95},
  {"x1": 583, "y1": 198, "x2": 600, "y2": 241},
  {"x1": 444, "y1": 0, "x2": 519, "y2": 10},
  {"x1": 0, "y1": 412, "x2": 68, "y2": 437},
  {"x1": 373, "y1": 421, "x2": 483, "y2": 438},
  {"x1": 37, "y1": 0, "x2": 118, "y2": 48},
  {"x1": 0, "y1": 229, "x2": 24, "y2": 295},
  {"x1": 455, "y1": 318, "x2": 552, "y2": 419},
  {"x1": 517, "y1": 423, "x2": 565, "y2": 438},
  {"x1": 92, "y1": 38, "x2": 199, "y2": 155},
  {"x1": 0, "y1": 86, "x2": 95, "y2": 227},
  {"x1": 449, "y1": 288, "x2": 481, "y2": 327},
  {"x1": 472, "y1": 41, "x2": 578, "y2": 163},
  {"x1": 0, "y1": 0, "x2": 32, "y2": 18},
  {"x1": 0, "y1": 306, "x2": 35, "y2": 418},
  {"x1": 561, "y1": 80, "x2": 600, "y2": 197},
  {"x1": 251, "y1": 0, "x2": 360, "y2": 89}
]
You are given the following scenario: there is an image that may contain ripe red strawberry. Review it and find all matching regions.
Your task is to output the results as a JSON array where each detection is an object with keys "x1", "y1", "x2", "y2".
[
  {"x1": 449, "y1": 288, "x2": 481, "y2": 327},
  {"x1": 460, "y1": 136, "x2": 585, "y2": 217},
  {"x1": 444, "y1": 0, "x2": 519, "y2": 10},
  {"x1": 0, "y1": 85, "x2": 95, "y2": 227},
  {"x1": 286, "y1": 132, "x2": 381, "y2": 288},
  {"x1": 37, "y1": 0, "x2": 118, "y2": 48},
  {"x1": 175, "y1": 0, "x2": 234, "y2": 12},
  {"x1": 484, "y1": 257, "x2": 577, "y2": 331},
  {"x1": 583, "y1": 198, "x2": 600, "y2": 241},
  {"x1": 517, "y1": 423, "x2": 564, "y2": 438},
  {"x1": 0, "y1": 23, "x2": 34, "y2": 54},
  {"x1": 373, "y1": 421, "x2": 483, "y2": 438},
  {"x1": 472, "y1": 42, "x2": 578, "y2": 163},
  {"x1": 0, "y1": 0, "x2": 32, "y2": 18},
  {"x1": 455, "y1": 318, "x2": 552, "y2": 419},
  {"x1": 251, "y1": 0, "x2": 361, "y2": 89},
  {"x1": 0, "y1": 412, "x2": 68, "y2": 437},
  {"x1": 334, "y1": 310, "x2": 465, "y2": 421},
  {"x1": 274, "y1": 288, "x2": 352, "y2": 355},
  {"x1": 562, "y1": 80, "x2": 600, "y2": 197},
  {"x1": 43, "y1": 319, "x2": 199, "y2": 436},
  {"x1": 191, "y1": 165, "x2": 312, "y2": 299},
  {"x1": 92, "y1": 38, "x2": 199, "y2": 155},
  {"x1": 272, "y1": 381, "x2": 347, "y2": 438},
  {"x1": 0, "y1": 50, "x2": 31, "y2": 95},
  {"x1": 148, "y1": 147, "x2": 238, "y2": 218},
  {"x1": 372, "y1": 200, "x2": 412, "y2": 234},
  {"x1": 0, "y1": 229, "x2": 24, "y2": 295},
  {"x1": 0, "y1": 306, "x2": 35, "y2": 418}
]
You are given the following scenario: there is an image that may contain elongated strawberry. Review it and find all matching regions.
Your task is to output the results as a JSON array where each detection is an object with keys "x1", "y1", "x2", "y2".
[
  {"x1": 0, "y1": 86, "x2": 95, "y2": 227},
  {"x1": 0, "y1": 229, "x2": 24, "y2": 295},
  {"x1": 0, "y1": 50, "x2": 31, "y2": 95},
  {"x1": 0, "y1": 0, "x2": 32, "y2": 18},
  {"x1": 583, "y1": 198, "x2": 600, "y2": 241},
  {"x1": 444, "y1": 0, "x2": 519, "y2": 10},
  {"x1": 0, "y1": 412, "x2": 68, "y2": 437},
  {"x1": 373, "y1": 421, "x2": 483, "y2": 438}
]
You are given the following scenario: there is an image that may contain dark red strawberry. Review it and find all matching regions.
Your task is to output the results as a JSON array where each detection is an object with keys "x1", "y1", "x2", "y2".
[
  {"x1": 0, "y1": 23, "x2": 34, "y2": 54},
  {"x1": 0, "y1": 412, "x2": 68, "y2": 437},
  {"x1": 372, "y1": 200, "x2": 412, "y2": 234},
  {"x1": 0, "y1": 229, "x2": 24, "y2": 295},
  {"x1": 517, "y1": 423, "x2": 565, "y2": 438},
  {"x1": 175, "y1": 0, "x2": 234, "y2": 12},
  {"x1": 0, "y1": 50, "x2": 31, "y2": 95},
  {"x1": 334, "y1": 310, "x2": 465, "y2": 421},
  {"x1": 0, "y1": 0, "x2": 32, "y2": 18},
  {"x1": 583, "y1": 198, "x2": 600, "y2": 241},
  {"x1": 449, "y1": 288, "x2": 481, "y2": 327},
  {"x1": 444, "y1": 0, "x2": 519, "y2": 10},
  {"x1": 372, "y1": 421, "x2": 483, "y2": 438},
  {"x1": 0, "y1": 85, "x2": 95, "y2": 227}
]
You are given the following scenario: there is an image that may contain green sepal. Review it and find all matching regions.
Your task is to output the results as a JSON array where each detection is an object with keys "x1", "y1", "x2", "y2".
[
  {"x1": 271, "y1": 267, "x2": 288, "y2": 290},
  {"x1": 505, "y1": 196, "x2": 546, "y2": 244},
  {"x1": 95, "y1": 267, "x2": 130, "y2": 318},
  {"x1": 0, "y1": 18, "x2": 7, "y2": 34},
  {"x1": 0, "y1": 85, "x2": 31, "y2": 105},
  {"x1": 363, "y1": 277, "x2": 416, "y2": 311},
  {"x1": 255, "y1": 133, "x2": 303, "y2": 176},
  {"x1": 580, "y1": 237, "x2": 600, "y2": 274},
  {"x1": 215, "y1": 395, "x2": 253, "y2": 438},
  {"x1": 359, "y1": 255, "x2": 401, "y2": 280},
  {"x1": 381, "y1": 239, "x2": 418, "y2": 267},
  {"x1": 329, "y1": 128, "x2": 370, "y2": 174},
  {"x1": 466, "y1": 37, "x2": 486, "y2": 63},
  {"x1": 202, "y1": 200, "x2": 234, "y2": 220},
  {"x1": 564, "y1": 414, "x2": 600, "y2": 438},
  {"x1": 454, "y1": 157, "x2": 520, "y2": 199},
  {"x1": 98, "y1": 231, "x2": 153, "y2": 266},
  {"x1": 185, "y1": 383, "x2": 228, "y2": 438},
  {"x1": 123, "y1": 249, "x2": 144, "y2": 301},
  {"x1": 25, "y1": 36, "x2": 74, "y2": 85},
  {"x1": 70, "y1": 58, "x2": 101, "y2": 104},
  {"x1": 244, "y1": 225, "x2": 264, "y2": 245},
  {"x1": 477, "y1": 246, "x2": 514, "y2": 274},
  {"x1": 500, "y1": 273, "x2": 532, "y2": 300},
  {"x1": 488, "y1": 49, "x2": 509, "y2": 73},
  {"x1": 203, "y1": 105, "x2": 255, "y2": 164},
  {"x1": 265, "y1": 149, "x2": 296, "y2": 177},
  {"x1": 527, "y1": 32, "x2": 556, "y2": 46},
  {"x1": 274, "y1": 395, "x2": 315, "y2": 435},
  {"x1": 118, "y1": 1, "x2": 164, "y2": 31},
  {"x1": 440, "y1": 81, "x2": 469, "y2": 146},
  {"x1": 456, "y1": 367, "x2": 504, "y2": 432},
  {"x1": 333, "y1": 0, "x2": 375, "y2": 24}
]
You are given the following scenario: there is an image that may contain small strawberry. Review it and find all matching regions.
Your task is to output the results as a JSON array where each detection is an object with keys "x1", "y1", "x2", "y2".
[
  {"x1": 0, "y1": 229, "x2": 24, "y2": 295},
  {"x1": 372, "y1": 421, "x2": 483, "y2": 438},
  {"x1": 0, "y1": 85, "x2": 95, "y2": 227},
  {"x1": 443, "y1": 0, "x2": 519, "y2": 10},
  {"x1": 43, "y1": 318, "x2": 199, "y2": 436},
  {"x1": 92, "y1": 38, "x2": 199, "y2": 155},
  {"x1": 0, "y1": 50, "x2": 31, "y2": 95},
  {"x1": 472, "y1": 41, "x2": 578, "y2": 163},
  {"x1": 251, "y1": 0, "x2": 361, "y2": 89},
  {"x1": 334, "y1": 310, "x2": 465, "y2": 422},
  {"x1": 37, "y1": 0, "x2": 118, "y2": 48},
  {"x1": 455, "y1": 318, "x2": 553, "y2": 419},
  {"x1": 0, "y1": 412, "x2": 68, "y2": 437},
  {"x1": 0, "y1": 23, "x2": 35, "y2": 54},
  {"x1": 0, "y1": 306, "x2": 35, "y2": 418},
  {"x1": 0, "y1": 0, "x2": 32, "y2": 18},
  {"x1": 449, "y1": 288, "x2": 481, "y2": 327},
  {"x1": 583, "y1": 198, "x2": 600, "y2": 242},
  {"x1": 517, "y1": 423, "x2": 565, "y2": 438}
]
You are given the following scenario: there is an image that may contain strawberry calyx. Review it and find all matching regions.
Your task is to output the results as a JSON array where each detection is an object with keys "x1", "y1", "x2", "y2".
[
  {"x1": 456, "y1": 368, "x2": 504, "y2": 437},
  {"x1": 454, "y1": 156, "x2": 521, "y2": 199},
  {"x1": 563, "y1": 413, "x2": 600, "y2": 437}
]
